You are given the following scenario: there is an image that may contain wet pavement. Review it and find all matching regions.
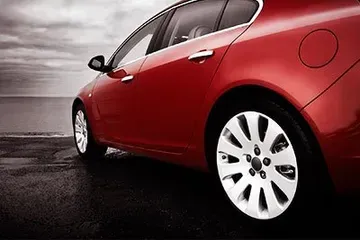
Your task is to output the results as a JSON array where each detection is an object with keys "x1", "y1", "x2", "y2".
[{"x1": 0, "y1": 136, "x2": 359, "y2": 238}]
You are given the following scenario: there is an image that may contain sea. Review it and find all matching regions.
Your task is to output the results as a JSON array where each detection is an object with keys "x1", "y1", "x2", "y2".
[{"x1": 0, "y1": 97, "x2": 74, "y2": 135}]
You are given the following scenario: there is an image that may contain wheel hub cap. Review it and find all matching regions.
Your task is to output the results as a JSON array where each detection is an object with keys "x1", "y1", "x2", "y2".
[{"x1": 251, "y1": 157, "x2": 262, "y2": 172}]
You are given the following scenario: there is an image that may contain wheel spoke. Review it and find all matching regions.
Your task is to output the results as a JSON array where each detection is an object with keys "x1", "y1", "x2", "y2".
[
  {"x1": 77, "y1": 135, "x2": 83, "y2": 144},
  {"x1": 78, "y1": 112, "x2": 85, "y2": 126},
  {"x1": 226, "y1": 119, "x2": 251, "y2": 150},
  {"x1": 81, "y1": 139, "x2": 86, "y2": 152},
  {"x1": 75, "y1": 125, "x2": 82, "y2": 133},
  {"x1": 262, "y1": 120, "x2": 281, "y2": 153},
  {"x1": 218, "y1": 136, "x2": 243, "y2": 158},
  {"x1": 228, "y1": 175, "x2": 251, "y2": 201},
  {"x1": 271, "y1": 145, "x2": 296, "y2": 166},
  {"x1": 76, "y1": 133, "x2": 82, "y2": 140},
  {"x1": 247, "y1": 183, "x2": 261, "y2": 217},
  {"x1": 245, "y1": 112, "x2": 260, "y2": 143},
  {"x1": 269, "y1": 168, "x2": 296, "y2": 198},
  {"x1": 263, "y1": 181, "x2": 283, "y2": 217},
  {"x1": 218, "y1": 162, "x2": 247, "y2": 180},
  {"x1": 76, "y1": 115, "x2": 81, "y2": 126},
  {"x1": 79, "y1": 111, "x2": 84, "y2": 121}
]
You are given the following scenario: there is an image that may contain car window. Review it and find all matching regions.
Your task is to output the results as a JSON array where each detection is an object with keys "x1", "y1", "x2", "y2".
[
  {"x1": 111, "y1": 16, "x2": 164, "y2": 68},
  {"x1": 160, "y1": 0, "x2": 225, "y2": 49},
  {"x1": 219, "y1": 0, "x2": 259, "y2": 30}
]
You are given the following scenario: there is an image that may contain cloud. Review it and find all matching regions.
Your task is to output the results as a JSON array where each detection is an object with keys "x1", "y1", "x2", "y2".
[{"x1": 0, "y1": 0, "x2": 176, "y2": 97}]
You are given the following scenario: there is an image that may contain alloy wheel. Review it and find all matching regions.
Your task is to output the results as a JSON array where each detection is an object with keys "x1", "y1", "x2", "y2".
[
  {"x1": 216, "y1": 111, "x2": 298, "y2": 220},
  {"x1": 74, "y1": 110, "x2": 88, "y2": 154}
]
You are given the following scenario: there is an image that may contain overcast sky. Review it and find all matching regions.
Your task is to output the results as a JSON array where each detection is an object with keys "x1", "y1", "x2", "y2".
[{"x1": 0, "y1": 0, "x2": 176, "y2": 97}]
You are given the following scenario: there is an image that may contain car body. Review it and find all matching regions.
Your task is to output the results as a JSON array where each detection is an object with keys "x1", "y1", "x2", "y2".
[{"x1": 73, "y1": 0, "x2": 360, "y2": 221}]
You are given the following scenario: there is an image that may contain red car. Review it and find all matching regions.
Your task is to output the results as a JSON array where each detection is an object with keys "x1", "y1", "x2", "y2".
[{"x1": 72, "y1": 0, "x2": 360, "y2": 222}]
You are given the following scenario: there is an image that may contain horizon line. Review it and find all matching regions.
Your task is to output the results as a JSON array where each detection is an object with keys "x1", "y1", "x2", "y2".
[{"x1": 0, "y1": 94, "x2": 76, "y2": 98}]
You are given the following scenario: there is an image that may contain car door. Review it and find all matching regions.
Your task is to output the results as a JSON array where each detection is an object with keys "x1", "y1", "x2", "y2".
[
  {"x1": 134, "y1": 0, "x2": 261, "y2": 153},
  {"x1": 93, "y1": 15, "x2": 165, "y2": 145}
]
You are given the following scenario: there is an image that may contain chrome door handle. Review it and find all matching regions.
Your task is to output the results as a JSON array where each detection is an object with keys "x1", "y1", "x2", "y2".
[
  {"x1": 188, "y1": 50, "x2": 214, "y2": 61},
  {"x1": 121, "y1": 75, "x2": 134, "y2": 82}
]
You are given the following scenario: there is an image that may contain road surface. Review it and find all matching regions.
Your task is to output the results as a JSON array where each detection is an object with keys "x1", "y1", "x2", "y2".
[{"x1": 0, "y1": 136, "x2": 359, "y2": 238}]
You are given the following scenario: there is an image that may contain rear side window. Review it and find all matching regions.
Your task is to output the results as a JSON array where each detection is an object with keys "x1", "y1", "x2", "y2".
[
  {"x1": 219, "y1": 0, "x2": 259, "y2": 30},
  {"x1": 161, "y1": 0, "x2": 225, "y2": 49}
]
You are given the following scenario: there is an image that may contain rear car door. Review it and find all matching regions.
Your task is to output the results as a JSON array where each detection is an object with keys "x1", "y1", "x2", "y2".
[
  {"x1": 133, "y1": 0, "x2": 261, "y2": 153},
  {"x1": 93, "y1": 15, "x2": 165, "y2": 144}
]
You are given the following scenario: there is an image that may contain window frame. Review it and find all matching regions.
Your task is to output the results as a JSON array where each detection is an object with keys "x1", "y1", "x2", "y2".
[
  {"x1": 105, "y1": 0, "x2": 263, "y2": 71},
  {"x1": 151, "y1": 0, "x2": 263, "y2": 53}
]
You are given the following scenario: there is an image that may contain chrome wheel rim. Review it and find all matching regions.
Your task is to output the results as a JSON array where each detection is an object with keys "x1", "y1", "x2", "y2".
[
  {"x1": 74, "y1": 110, "x2": 88, "y2": 154},
  {"x1": 216, "y1": 111, "x2": 298, "y2": 220}
]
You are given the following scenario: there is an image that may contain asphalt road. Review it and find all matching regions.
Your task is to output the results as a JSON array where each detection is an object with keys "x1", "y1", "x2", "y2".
[{"x1": 0, "y1": 136, "x2": 359, "y2": 238}]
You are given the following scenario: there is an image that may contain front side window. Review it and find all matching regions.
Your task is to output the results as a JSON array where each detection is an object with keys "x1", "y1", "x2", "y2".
[
  {"x1": 219, "y1": 0, "x2": 259, "y2": 30},
  {"x1": 111, "y1": 16, "x2": 164, "y2": 68},
  {"x1": 161, "y1": 0, "x2": 225, "y2": 49}
]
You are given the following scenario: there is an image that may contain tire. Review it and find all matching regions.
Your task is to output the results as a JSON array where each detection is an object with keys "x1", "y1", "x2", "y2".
[
  {"x1": 73, "y1": 104, "x2": 108, "y2": 161},
  {"x1": 206, "y1": 96, "x2": 332, "y2": 226}
]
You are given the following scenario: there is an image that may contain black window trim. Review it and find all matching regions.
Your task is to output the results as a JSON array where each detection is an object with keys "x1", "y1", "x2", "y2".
[
  {"x1": 148, "y1": 9, "x2": 175, "y2": 55},
  {"x1": 214, "y1": 0, "x2": 230, "y2": 32},
  {"x1": 105, "y1": 0, "x2": 263, "y2": 72}
]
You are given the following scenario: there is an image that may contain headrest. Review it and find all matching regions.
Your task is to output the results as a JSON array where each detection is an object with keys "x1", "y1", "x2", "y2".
[{"x1": 188, "y1": 26, "x2": 211, "y2": 40}]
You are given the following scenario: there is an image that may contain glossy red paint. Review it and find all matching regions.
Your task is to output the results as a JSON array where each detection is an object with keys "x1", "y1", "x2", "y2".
[
  {"x1": 134, "y1": 25, "x2": 249, "y2": 154},
  {"x1": 302, "y1": 60, "x2": 360, "y2": 193},
  {"x1": 75, "y1": 0, "x2": 360, "y2": 192},
  {"x1": 93, "y1": 59, "x2": 145, "y2": 144}
]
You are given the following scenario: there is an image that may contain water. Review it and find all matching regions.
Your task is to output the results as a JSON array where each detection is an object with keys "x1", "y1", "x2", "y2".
[{"x1": 0, "y1": 97, "x2": 74, "y2": 135}]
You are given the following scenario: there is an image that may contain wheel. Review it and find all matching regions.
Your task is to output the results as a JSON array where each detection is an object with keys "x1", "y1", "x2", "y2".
[
  {"x1": 73, "y1": 104, "x2": 107, "y2": 160},
  {"x1": 208, "y1": 96, "x2": 331, "y2": 224}
]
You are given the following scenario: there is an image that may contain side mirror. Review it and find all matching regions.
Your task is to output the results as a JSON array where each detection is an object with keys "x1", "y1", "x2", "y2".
[{"x1": 88, "y1": 55, "x2": 108, "y2": 72}]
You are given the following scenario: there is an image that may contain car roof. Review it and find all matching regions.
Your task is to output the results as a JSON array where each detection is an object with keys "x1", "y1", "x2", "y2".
[
  {"x1": 159, "y1": 0, "x2": 191, "y2": 14},
  {"x1": 169, "y1": 0, "x2": 189, "y2": 8}
]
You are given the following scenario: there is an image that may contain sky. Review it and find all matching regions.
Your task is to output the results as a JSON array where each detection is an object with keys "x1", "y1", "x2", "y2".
[{"x1": 0, "y1": 0, "x2": 176, "y2": 97}]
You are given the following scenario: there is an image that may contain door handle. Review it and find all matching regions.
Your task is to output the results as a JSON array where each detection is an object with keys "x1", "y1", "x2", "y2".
[
  {"x1": 188, "y1": 50, "x2": 214, "y2": 61},
  {"x1": 121, "y1": 75, "x2": 134, "y2": 83}
]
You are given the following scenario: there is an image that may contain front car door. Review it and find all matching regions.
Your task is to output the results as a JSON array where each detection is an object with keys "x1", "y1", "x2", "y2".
[
  {"x1": 93, "y1": 14, "x2": 165, "y2": 145},
  {"x1": 134, "y1": 0, "x2": 261, "y2": 153}
]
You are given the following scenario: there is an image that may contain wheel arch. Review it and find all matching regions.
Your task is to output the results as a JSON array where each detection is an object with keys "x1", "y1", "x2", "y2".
[
  {"x1": 203, "y1": 84, "x2": 333, "y2": 190},
  {"x1": 72, "y1": 98, "x2": 84, "y2": 118}
]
